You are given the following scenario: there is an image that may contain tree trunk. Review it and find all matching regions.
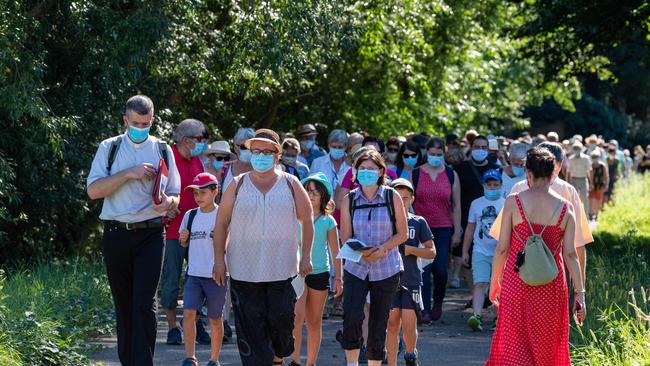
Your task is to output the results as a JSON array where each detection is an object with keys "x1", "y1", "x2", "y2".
[{"x1": 260, "y1": 92, "x2": 281, "y2": 129}]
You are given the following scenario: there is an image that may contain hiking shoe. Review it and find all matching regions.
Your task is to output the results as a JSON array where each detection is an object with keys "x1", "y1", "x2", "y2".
[
  {"x1": 181, "y1": 358, "x2": 198, "y2": 366},
  {"x1": 359, "y1": 344, "x2": 367, "y2": 363},
  {"x1": 196, "y1": 318, "x2": 211, "y2": 345},
  {"x1": 468, "y1": 314, "x2": 483, "y2": 331},
  {"x1": 205, "y1": 361, "x2": 220, "y2": 366},
  {"x1": 449, "y1": 277, "x2": 461, "y2": 289},
  {"x1": 167, "y1": 327, "x2": 183, "y2": 345},
  {"x1": 431, "y1": 303, "x2": 443, "y2": 321},
  {"x1": 419, "y1": 310, "x2": 432, "y2": 325},
  {"x1": 404, "y1": 351, "x2": 419, "y2": 366}
]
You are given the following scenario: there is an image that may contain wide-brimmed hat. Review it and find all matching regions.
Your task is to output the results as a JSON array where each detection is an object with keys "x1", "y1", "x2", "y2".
[
  {"x1": 244, "y1": 129, "x2": 282, "y2": 152},
  {"x1": 301, "y1": 172, "x2": 333, "y2": 197},
  {"x1": 585, "y1": 134, "x2": 598, "y2": 145},
  {"x1": 296, "y1": 124, "x2": 317, "y2": 137},
  {"x1": 204, "y1": 140, "x2": 236, "y2": 159}
]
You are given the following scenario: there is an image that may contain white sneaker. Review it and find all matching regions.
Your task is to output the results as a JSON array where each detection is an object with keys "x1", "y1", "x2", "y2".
[{"x1": 449, "y1": 277, "x2": 461, "y2": 289}]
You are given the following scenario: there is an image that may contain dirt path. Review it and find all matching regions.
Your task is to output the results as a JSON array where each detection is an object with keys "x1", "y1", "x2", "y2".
[{"x1": 91, "y1": 287, "x2": 493, "y2": 365}]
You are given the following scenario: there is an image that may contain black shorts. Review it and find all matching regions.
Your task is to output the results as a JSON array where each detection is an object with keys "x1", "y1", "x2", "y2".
[
  {"x1": 305, "y1": 272, "x2": 330, "y2": 291},
  {"x1": 392, "y1": 285, "x2": 423, "y2": 310}
]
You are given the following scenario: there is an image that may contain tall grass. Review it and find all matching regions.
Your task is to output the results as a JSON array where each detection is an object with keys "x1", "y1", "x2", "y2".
[
  {"x1": 571, "y1": 174, "x2": 650, "y2": 365},
  {"x1": 0, "y1": 257, "x2": 113, "y2": 365}
]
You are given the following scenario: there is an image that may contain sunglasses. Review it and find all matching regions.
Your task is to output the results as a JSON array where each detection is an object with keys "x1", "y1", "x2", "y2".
[
  {"x1": 211, "y1": 155, "x2": 231, "y2": 162},
  {"x1": 387, "y1": 148, "x2": 399, "y2": 153},
  {"x1": 404, "y1": 153, "x2": 418, "y2": 158}
]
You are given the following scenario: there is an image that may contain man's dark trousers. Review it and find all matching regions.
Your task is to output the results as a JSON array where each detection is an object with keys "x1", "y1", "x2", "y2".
[{"x1": 103, "y1": 222, "x2": 165, "y2": 366}]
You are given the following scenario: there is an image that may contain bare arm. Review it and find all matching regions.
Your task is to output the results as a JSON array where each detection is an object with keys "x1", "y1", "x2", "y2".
[
  {"x1": 212, "y1": 176, "x2": 238, "y2": 285},
  {"x1": 603, "y1": 163, "x2": 610, "y2": 187},
  {"x1": 576, "y1": 246, "x2": 587, "y2": 288},
  {"x1": 327, "y1": 227, "x2": 342, "y2": 280},
  {"x1": 334, "y1": 185, "x2": 350, "y2": 211},
  {"x1": 562, "y1": 205, "x2": 584, "y2": 292},
  {"x1": 405, "y1": 239, "x2": 435, "y2": 259},
  {"x1": 461, "y1": 222, "x2": 476, "y2": 263},
  {"x1": 292, "y1": 178, "x2": 315, "y2": 276},
  {"x1": 490, "y1": 196, "x2": 515, "y2": 304},
  {"x1": 452, "y1": 172, "x2": 462, "y2": 240}
]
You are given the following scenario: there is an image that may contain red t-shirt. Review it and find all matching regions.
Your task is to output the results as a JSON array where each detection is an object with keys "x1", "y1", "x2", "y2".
[{"x1": 166, "y1": 145, "x2": 204, "y2": 239}]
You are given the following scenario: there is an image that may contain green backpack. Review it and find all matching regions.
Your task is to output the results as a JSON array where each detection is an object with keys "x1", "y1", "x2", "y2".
[{"x1": 514, "y1": 198, "x2": 565, "y2": 286}]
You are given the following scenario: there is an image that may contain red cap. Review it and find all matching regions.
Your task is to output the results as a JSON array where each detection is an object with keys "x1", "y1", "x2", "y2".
[{"x1": 185, "y1": 172, "x2": 219, "y2": 190}]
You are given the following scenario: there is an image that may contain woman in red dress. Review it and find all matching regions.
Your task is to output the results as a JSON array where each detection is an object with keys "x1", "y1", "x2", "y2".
[{"x1": 487, "y1": 147, "x2": 586, "y2": 366}]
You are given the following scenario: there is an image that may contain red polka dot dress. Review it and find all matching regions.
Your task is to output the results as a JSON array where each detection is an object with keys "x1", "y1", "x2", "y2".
[{"x1": 486, "y1": 196, "x2": 570, "y2": 366}]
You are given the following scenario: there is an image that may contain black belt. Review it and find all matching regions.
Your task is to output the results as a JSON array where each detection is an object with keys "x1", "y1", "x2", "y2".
[{"x1": 105, "y1": 218, "x2": 164, "y2": 230}]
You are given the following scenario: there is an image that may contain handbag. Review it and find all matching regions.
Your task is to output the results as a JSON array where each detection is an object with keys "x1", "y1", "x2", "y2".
[{"x1": 513, "y1": 198, "x2": 564, "y2": 286}]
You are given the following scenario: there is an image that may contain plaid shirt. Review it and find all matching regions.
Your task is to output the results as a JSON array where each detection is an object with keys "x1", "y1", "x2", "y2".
[{"x1": 344, "y1": 185, "x2": 403, "y2": 281}]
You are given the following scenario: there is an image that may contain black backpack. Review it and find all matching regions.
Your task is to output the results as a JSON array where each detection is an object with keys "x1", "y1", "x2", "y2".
[
  {"x1": 348, "y1": 187, "x2": 397, "y2": 238},
  {"x1": 106, "y1": 137, "x2": 169, "y2": 175}
]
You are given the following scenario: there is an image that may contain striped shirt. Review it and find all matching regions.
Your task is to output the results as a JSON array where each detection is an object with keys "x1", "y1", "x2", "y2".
[{"x1": 344, "y1": 186, "x2": 403, "y2": 281}]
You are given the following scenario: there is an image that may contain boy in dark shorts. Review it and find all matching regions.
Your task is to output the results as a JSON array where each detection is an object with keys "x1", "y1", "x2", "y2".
[
  {"x1": 178, "y1": 173, "x2": 226, "y2": 366},
  {"x1": 386, "y1": 179, "x2": 436, "y2": 366}
]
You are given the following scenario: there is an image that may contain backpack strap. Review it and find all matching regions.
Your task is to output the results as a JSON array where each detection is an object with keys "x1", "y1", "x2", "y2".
[
  {"x1": 537, "y1": 201, "x2": 564, "y2": 238},
  {"x1": 106, "y1": 137, "x2": 123, "y2": 175},
  {"x1": 412, "y1": 168, "x2": 420, "y2": 194},
  {"x1": 186, "y1": 208, "x2": 199, "y2": 235},
  {"x1": 158, "y1": 141, "x2": 169, "y2": 168},
  {"x1": 384, "y1": 187, "x2": 397, "y2": 235},
  {"x1": 348, "y1": 188, "x2": 359, "y2": 238},
  {"x1": 445, "y1": 166, "x2": 454, "y2": 204}
]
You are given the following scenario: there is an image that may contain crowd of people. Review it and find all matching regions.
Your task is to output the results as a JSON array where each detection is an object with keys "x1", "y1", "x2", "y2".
[{"x1": 87, "y1": 95, "x2": 649, "y2": 366}]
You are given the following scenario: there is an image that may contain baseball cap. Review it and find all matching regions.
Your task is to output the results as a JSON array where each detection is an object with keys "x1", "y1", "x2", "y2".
[
  {"x1": 185, "y1": 172, "x2": 219, "y2": 190},
  {"x1": 482, "y1": 169, "x2": 502, "y2": 183},
  {"x1": 390, "y1": 178, "x2": 414, "y2": 193}
]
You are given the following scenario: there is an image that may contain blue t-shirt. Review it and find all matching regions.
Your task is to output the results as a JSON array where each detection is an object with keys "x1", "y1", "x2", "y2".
[
  {"x1": 301, "y1": 215, "x2": 337, "y2": 275},
  {"x1": 400, "y1": 214, "x2": 433, "y2": 286}
]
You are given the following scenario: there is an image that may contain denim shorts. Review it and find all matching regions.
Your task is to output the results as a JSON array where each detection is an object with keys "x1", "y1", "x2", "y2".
[
  {"x1": 471, "y1": 251, "x2": 493, "y2": 284},
  {"x1": 183, "y1": 275, "x2": 227, "y2": 319}
]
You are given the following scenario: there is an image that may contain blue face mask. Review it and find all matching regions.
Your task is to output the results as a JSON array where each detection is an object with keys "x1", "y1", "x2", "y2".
[
  {"x1": 403, "y1": 156, "x2": 418, "y2": 167},
  {"x1": 512, "y1": 166, "x2": 526, "y2": 177},
  {"x1": 484, "y1": 188, "x2": 502, "y2": 201},
  {"x1": 472, "y1": 149, "x2": 488, "y2": 162},
  {"x1": 128, "y1": 126, "x2": 150, "y2": 144},
  {"x1": 212, "y1": 160, "x2": 225, "y2": 170},
  {"x1": 427, "y1": 155, "x2": 444, "y2": 167},
  {"x1": 191, "y1": 142, "x2": 207, "y2": 157},
  {"x1": 251, "y1": 153, "x2": 275, "y2": 173},
  {"x1": 357, "y1": 169, "x2": 379, "y2": 187},
  {"x1": 329, "y1": 148, "x2": 346, "y2": 160}
]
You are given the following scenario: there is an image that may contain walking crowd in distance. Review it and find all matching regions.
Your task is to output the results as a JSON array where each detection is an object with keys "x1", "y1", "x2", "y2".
[{"x1": 87, "y1": 95, "x2": 649, "y2": 366}]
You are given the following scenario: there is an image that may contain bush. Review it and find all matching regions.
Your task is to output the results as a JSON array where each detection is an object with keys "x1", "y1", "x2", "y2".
[{"x1": 0, "y1": 257, "x2": 113, "y2": 365}]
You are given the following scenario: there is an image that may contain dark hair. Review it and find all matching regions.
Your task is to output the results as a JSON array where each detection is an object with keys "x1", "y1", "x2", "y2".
[
  {"x1": 395, "y1": 140, "x2": 424, "y2": 172},
  {"x1": 472, "y1": 135, "x2": 489, "y2": 146},
  {"x1": 125, "y1": 95, "x2": 154, "y2": 115},
  {"x1": 426, "y1": 136, "x2": 446, "y2": 152},
  {"x1": 303, "y1": 180, "x2": 334, "y2": 215},
  {"x1": 538, "y1": 142, "x2": 566, "y2": 163},
  {"x1": 526, "y1": 147, "x2": 555, "y2": 179},
  {"x1": 386, "y1": 136, "x2": 401, "y2": 149},
  {"x1": 362, "y1": 136, "x2": 386, "y2": 153},
  {"x1": 354, "y1": 150, "x2": 387, "y2": 185}
]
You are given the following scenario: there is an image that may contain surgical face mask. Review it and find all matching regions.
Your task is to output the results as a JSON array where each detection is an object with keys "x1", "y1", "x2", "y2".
[
  {"x1": 403, "y1": 156, "x2": 418, "y2": 167},
  {"x1": 472, "y1": 149, "x2": 488, "y2": 162},
  {"x1": 484, "y1": 188, "x2": 502, "y2": 201},
  {"x1": 573, "y1": 148, "x2": 581, "y2": 155},
  {"x1": 190, "y1": 142, "x2": 207, "y2": 157},
  {"x1": 300, "y1": 138, "x2": 315, "y2": 152},
  {"x1": 427, "y1": 154, "x2": 444, "y2": 167},
  {"x1": 357, "y1": 169, "x2": 379, "y2": 187},
  {"x1": 212, "y1": 160, "x2": 225, "y2": 170},
  {"x1": 329, "y1": 147, "x2": 346, "y2": 160},
  {"x1": 386, "y1": 152, "x2": 397, "y2": 162},
  {"x1": 251, "y1": 153, "x2": 275, "y2": 173},
  {"x1": 238, "y1": 149, "x2": 252, "y2": 163},
  {"x1": 591, "y1": 157, "x2": 599, "y2": 164},
  {"x1": 282, "y1": 155, "x2": 297, "y2": 166},
  {"x1": 512, "y1": 166, "x2": 526, "y2": 177},
  {"x1": 127, "y1": 125, "x2": 150, "y2": 144}
]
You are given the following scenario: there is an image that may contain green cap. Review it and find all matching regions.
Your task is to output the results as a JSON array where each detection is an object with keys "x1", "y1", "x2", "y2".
[{"x1": 300, "y1": 172, "x2": 333, "y2": 197}]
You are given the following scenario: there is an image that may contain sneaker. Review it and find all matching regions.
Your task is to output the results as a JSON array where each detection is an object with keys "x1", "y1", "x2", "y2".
[
  {"x1": 419, "y1": 310, "x2": 432, "y2": 325},
  {"x1": 287, "y1": 360, "x2": 301, "y2": 366},
  {"x1": 431, "y1": 303, "x2": 443, "y2": 321},
  {"x1": 467, "y1": 314, "x2": 483, "y2": 331},
  {"x1": 404, "y1": 351, "x2": 419, "y2": 366},
  {"x1": 196, "y1": 318, "x2": 211, "y2": 345},
  {"x1": 181, "y1": 358, "x2": 198, "y2": 366},
  {"x1": 449, "y1": 277, "x2": 461, "y2": 289},
  {"x1": 205, "y1": 361, "x2": 220, "y2": 366},
  {"x1": 359, "y1": 344, "x2": 367, "y2": 363},
  {"x1": 167, "y1": 327, "x2": 183, "y2": 345}
]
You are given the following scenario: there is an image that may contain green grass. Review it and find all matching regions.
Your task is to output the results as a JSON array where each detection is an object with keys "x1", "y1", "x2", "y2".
[
  {"x1": 0, "y1": 257, "x2": 114, "y2": 365},
  {"x1": 571, "y1": 174, "x2": 650, "y2": 365}
]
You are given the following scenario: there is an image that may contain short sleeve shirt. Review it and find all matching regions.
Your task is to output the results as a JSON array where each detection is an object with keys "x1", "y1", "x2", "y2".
[
  {"x1": 468, "y1": 196, "x2": 505, "y2": 256},
  {"x1": 87, "y1": 134, "x2": 181, "y2": 223},
  {"x1": 567, "y1": 154, "x2": 592, "y2": 178},
  {"x1": 310, "y1": 215, "x2": 337, "y2": 274},
  {"x1": 179, "y1": 207, "x2": 218, "y2": 278},
  {"x1": 454, "y1": 160, "x2": 500, "y2": 228},
  {"x1": 400, "y1": 214, "x2": 433, "y2": 286}
]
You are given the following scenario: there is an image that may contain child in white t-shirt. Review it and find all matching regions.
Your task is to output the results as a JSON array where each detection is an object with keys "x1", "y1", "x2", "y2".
[
  {"x1": 178, "y1": 173, "x2": 225, "y2": 366},
  {"x1": 461, "y1": 169, "x2": 505, "y2": 332}
]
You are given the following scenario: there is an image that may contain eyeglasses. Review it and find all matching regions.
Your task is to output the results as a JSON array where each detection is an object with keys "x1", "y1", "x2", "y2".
[
  {"x1": 307, "y1": 189, "x2": 321, "y2": 196},
  {"x1": 211, "y1": 155, "x2": 231, "y2": 162},
  {"x1": 251, "y1": 149, "x2": 277, "y2": 156},
  {"x1": 404, "y1": 153, "x2": 418, "y2": 158},
  {"x1": 473, "y1": 145, "x2": 489, "y2": 151},
  {"x1": 387, "y1": 148, "x2": 399, "y2": 153}
]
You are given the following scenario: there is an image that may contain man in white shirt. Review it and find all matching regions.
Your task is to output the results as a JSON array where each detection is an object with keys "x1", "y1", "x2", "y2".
[
  {"x1": 87, "y1": 95, "x2": 181, "y2": 366},
  {"x1": 566, "y1": 140, "x2": 592, "y2": 215}
]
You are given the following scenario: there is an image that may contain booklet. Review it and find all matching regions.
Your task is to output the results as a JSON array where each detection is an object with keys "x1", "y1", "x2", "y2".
[
  {"x1": 152, "y1": 158, "x2": 169, "y2": 205},
  {"x1": 336, "y1": 239, "x2": 373, "y2": 263}
]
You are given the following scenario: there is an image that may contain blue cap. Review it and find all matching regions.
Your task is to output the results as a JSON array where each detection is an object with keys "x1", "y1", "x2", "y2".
[
  {"x1": 301, "y1": 172, "x2": 333, "y2": 197},
  {"x1": 482, "y1": 169, "x2": 502, "y2": 183}
]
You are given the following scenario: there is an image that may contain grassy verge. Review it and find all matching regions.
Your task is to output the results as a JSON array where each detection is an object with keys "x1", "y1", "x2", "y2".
[
  {"x1": 571, "y1": 174, "x2": 650, "y2": 365},
  {"x1": 0, "y1": 257, "x2": 113, "y2": 365}
]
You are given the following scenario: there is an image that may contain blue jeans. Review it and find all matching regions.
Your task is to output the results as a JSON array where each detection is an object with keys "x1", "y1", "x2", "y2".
[
  {"x1": 421, "y1": 227, "x2": 452, "y2": 312},
  {"x1": 159, "y1": 239, "x2": 187, "y2": 309}
]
